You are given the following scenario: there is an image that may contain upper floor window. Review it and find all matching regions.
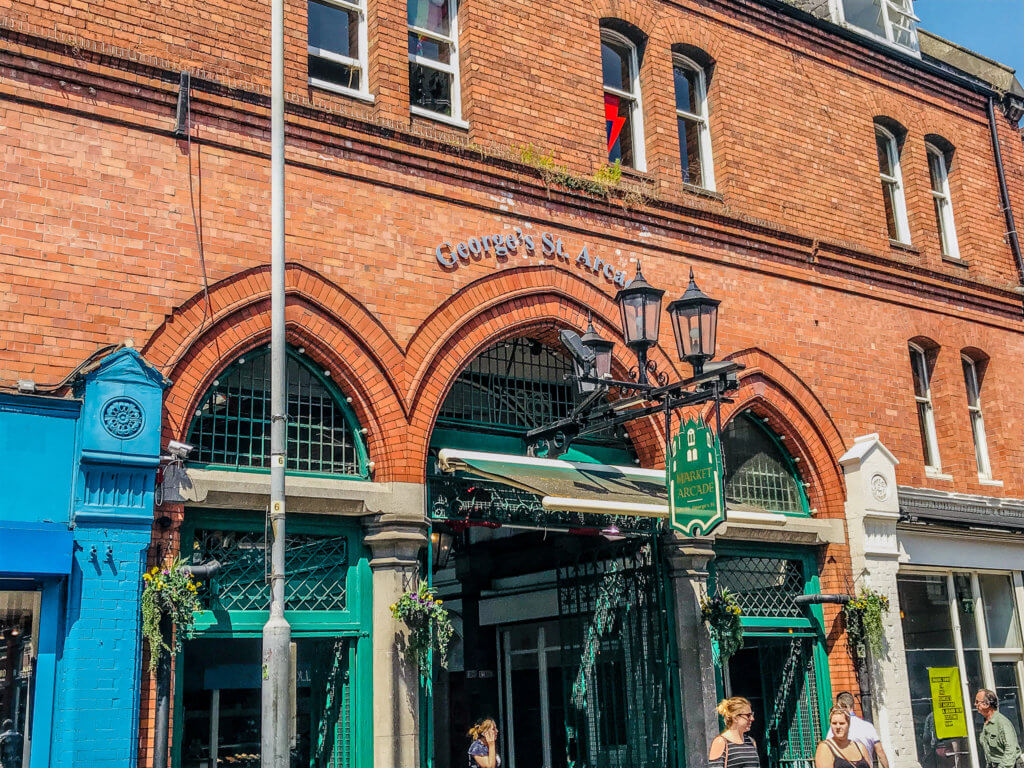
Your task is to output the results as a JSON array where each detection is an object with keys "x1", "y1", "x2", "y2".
[
  {"x1": 673, "y1": 53, "x2": 714, "y2": 190},
  {"x1": 408, "y1": 0, "x2": 462, "y2": 123},
  {"x1": 308, "y1": 0, "x2": 369, "y2": 98},
  {"x1": 187, "y1": 345, "x2": 369, "y2": 477},
  {"x1": 909, "y1": 341, "x2": 941, "y2": 472},
  {"x1": 961, "y1": 353, "x2": 992, "y2": 480},
  {"x1": 840, "y1": 0, "x2": 920, "y2": 52},
  {"x1": 601, "y1": 26, "x2": 645, "y2": 171},
  {"x1": 927, "y1": 141, "x2": 960, "y2": 258},
  {"x1": 876, "y1": 123, "x2": 911, "y2": 244}
]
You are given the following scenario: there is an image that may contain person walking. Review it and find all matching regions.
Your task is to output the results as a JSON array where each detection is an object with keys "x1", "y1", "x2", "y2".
[
  {"x1": 709, "y1": 697, "x2": 761, "y2": 768},
  {"x1": 467, "y1": 718, "x2": 500, "y2": 768},
  {"x1": 817, "y1": 707, "x2": 873, "y2": 768},
  {"x1": 974, "y1": 689, "x2": 1022, "y2": 768},
  {"x1": 826, "y1": 691, "x2": 890, "y2": 768}
]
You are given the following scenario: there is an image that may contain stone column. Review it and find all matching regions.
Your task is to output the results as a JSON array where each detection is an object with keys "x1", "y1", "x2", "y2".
[
  {"x1": 364, "y1": 511, "x2": 429, "y2": 768},
  {"x1": 663, "y1": 533, "x2": 720, "y2": 764},
  {"x1": 840, "y1": 434, "x2": 918, "y2": 768}
]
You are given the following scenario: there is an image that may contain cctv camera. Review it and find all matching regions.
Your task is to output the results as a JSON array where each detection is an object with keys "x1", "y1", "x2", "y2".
[
  {"x1": 166, "y1": 440, "x2": 194, "y2": 459},
  {"x1": 559, "y1": 330, "x2": 595, "y2": 368}
]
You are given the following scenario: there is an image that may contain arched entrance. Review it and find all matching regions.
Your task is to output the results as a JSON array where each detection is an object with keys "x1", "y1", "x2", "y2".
[{"x1": 426, "y1": 337, "x2": 682, "y2": 768}]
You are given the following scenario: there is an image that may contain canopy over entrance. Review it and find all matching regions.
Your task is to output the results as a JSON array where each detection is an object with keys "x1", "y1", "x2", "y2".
[{"x1": 438, "y1": 448, "x2": 669, "y2": 517}]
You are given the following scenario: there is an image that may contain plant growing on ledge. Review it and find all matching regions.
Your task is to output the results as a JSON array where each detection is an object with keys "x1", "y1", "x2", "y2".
[
  {"x1": 141, "y1": 559, "x2": 202, "y2": 671},
  {"x1": 701, "y1": 588, "x2": 744, "y2": 663},
  {"x1": 391, "y1": 580, "x2": 455, "y2": 674},
  {"x1": 844, "y1": 587, "x2": 890, "y2": 660}
]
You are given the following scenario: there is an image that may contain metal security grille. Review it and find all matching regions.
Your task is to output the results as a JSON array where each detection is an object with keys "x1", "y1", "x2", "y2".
[
  {"x1": 193, "y1": 528, "x2": 348, "y2": 611},
  {"x1": 313, "y1": 639, "x2": 353, "y2": 768},
  {"x1": 723, "y1": 414, "x2": 805, "y2": 515},
  {"x1": 557, "y1": 541, "x2": 676, "y2": 768},
  {"x1": 438, "y1": 339, "x2": 576, "y2": 430},
  {"x1": 713, "y1": 556, "x2": 805, "y2": 618},
  {"x1": 188, "y1": 346, "x2": 363, "y2": 475},
  {"x1": 763, "y1": 637, "x2": 822, "y2": 768}
]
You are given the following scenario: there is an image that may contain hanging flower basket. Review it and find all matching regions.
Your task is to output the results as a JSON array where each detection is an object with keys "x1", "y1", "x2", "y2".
[
  {"x1": 390, "y1": 580, "x2": 454, "y2": 674},
  {"x1": 141, "y1": 559, "x2": 203, "y2": 671},
  {"x1": 701, "y1": 588, "x2": 744, "y2": 663},
  {"x1": 843, "y1": 587, "x2": 890, "y2": 660}
]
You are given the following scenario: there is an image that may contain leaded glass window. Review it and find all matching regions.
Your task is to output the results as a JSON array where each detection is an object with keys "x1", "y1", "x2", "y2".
[
  {"x1": 713, "y1": 555, "x2": 805, "y2": 618},
  {"x1": 187, "y1": 346, "x2": 366, "y2": 476},
  {"x1": 721, "y1": 413, "x2": 807, "y2": 515}
]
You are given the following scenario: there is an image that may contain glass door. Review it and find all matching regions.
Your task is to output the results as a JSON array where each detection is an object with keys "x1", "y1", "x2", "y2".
[
  {"x1": 0, "y1": 590, "x2": 40, "y2": 768},
  {"x1": 499, "y1": 622, "x2": 566, "y2": 768}
]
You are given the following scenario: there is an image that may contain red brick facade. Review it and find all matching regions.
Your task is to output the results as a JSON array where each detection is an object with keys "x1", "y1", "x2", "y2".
[{"x1": 2, "y1": 0, "x2": 1023, "y2": 762}]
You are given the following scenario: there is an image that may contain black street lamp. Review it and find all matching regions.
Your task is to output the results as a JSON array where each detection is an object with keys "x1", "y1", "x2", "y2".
[
  {"x1": 527, "y1": 267, "x2": 740, "y2": 459},
  {"x1": 578, "y1": 316, "x2": 614, "y2": 391},
  {"x1": 615, "y1": 264, "x2": 665, "y2": 385},
  {"x1": 667, "y1": 268, "x2": 720, "y2": 376}
]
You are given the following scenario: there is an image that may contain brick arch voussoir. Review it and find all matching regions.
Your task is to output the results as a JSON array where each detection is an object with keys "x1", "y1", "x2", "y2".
[
  {"x1": 407, "y1": 292, "x2": 679, "y2": 480},
  {"x1": 159, "y1": 298, "x2": 406, "y2": 478},
  {"x1": 590, "y1": 0, "x2": 658, "y2": 38},
  {"x1": 658, "y1": 14, "x2": 724, "y2": 63}
]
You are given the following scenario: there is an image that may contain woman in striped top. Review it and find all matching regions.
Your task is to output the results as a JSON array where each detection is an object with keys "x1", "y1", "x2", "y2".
[{"x1": 709, "y1": 697, "x2": 761, "y2": 768}]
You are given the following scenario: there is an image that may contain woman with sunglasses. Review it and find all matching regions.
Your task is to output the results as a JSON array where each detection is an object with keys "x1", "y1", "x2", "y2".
[
  {"x1": 709, "y1": 697, "x2": 761, "y2": 768},
  {"x1": 816, "y1": 707, "x2": 872, "y2": 768}
]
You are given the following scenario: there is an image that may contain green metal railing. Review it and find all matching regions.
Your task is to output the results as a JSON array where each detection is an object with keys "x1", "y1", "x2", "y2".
[{"x1": 187, "y1": 346, "x2": 367, "y2": 476}]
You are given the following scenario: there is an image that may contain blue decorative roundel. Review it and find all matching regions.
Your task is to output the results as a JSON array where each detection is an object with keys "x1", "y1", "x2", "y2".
[{"x1": 102, "y1": 397, "x2": 145, "y2": 439}]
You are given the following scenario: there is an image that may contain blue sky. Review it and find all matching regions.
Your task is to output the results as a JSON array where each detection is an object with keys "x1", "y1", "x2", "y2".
[{"x1": 915, "y1": 0, "x2": 1024, "y2": 77}]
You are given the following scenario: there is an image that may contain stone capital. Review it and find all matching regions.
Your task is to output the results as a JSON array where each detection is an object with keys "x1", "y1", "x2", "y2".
[
  {"x1": 661, "y1": 532, "x2": 716, "y2": 578},
  {"x1": 363, "y1": 513, "x2": 429, "y2": 569}
]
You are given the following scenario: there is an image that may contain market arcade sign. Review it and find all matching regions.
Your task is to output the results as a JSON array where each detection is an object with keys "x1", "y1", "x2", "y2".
[
  {"x1": 434, "y1": 226, "x2": 629, "y2": 288},
  {"x1": 668, "y1": 417, "x2": 726, "y2": 537}
]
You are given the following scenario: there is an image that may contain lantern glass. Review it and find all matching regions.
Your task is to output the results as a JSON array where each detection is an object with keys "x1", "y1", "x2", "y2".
[
  {"x1": 615, "y1": 266, "x2": 664, "y2": 350},
  {"x1": 579, "y1": 319, "x2": 615, "y2": 392},
  {"x1": 667, "y1": 270, "x2": 720, "y2": 374}
]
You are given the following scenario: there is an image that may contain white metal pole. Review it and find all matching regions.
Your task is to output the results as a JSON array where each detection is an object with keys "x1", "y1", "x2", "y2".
[{"x1": 262, "y1": 0, "x2": 291, "y2": 758}]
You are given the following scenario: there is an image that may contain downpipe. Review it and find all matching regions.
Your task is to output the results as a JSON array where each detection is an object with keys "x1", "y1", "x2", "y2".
[{"x1": 987, "y1": 96, "x2": 1024, "y2": 310}]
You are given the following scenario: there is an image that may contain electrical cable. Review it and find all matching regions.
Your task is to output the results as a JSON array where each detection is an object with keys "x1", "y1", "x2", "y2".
[
  {"x1": 186, "y1": 90, "x2": 213, "y2": 334},
  {"x1": 0, "y1": 343, "x2": 123, "y2": 394}
]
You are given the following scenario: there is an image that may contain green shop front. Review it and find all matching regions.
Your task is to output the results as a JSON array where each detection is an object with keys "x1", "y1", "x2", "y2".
[
  {"x1": 169, "y1": 346, "x2": 378, "y2": 768},
  {"x1": 424, "y1": 338, "x2": 838, "y2": 768}
]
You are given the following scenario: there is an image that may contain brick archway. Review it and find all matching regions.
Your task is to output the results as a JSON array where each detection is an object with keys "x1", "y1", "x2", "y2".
[{"x1": 144, "y1": 264, "x2": 407, "y2": 479}]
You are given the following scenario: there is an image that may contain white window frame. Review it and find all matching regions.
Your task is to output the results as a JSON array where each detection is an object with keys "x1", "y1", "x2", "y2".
[
  {"x1": 877, "y1": 125, "x2": 911, "y2": 244},
  {"x1": 600, "y1": 28, "x2": 646, "y2": 173},
  {"x1": 307, "y1": 0, "x2": 372, "y2": 101},
  {"x1": 673, "y1": 53, "x2": 715, "y2": 191},
  {"x1": 961, "y1": 354, "x2": 993, "y2": 481},
  {"x1": 909, "y1": 342, "x2": 941, "y2": 473},
  {"x1": 927, "y1": 143, "x2": 961, "y2": 259},
  {"x1": 407, "y1": 0, "x2": 464, "y2": 127},
  {"x1": 834, "y1": 0, "x2": 921, "y2": 54}
]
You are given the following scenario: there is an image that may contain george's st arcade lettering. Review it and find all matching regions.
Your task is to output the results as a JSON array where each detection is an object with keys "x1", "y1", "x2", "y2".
[{"x1": 435, "y1": 227, "x2": 628, "y2": 288}]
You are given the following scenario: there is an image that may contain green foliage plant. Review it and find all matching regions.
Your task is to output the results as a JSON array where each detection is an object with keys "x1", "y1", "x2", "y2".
[
  {"x1": 701, "y1": 588, "x2": 744, "y2": 663},
  {"x1": 390, "y1": 580, "x2": 455, "y2": 673},
  {"x1": 844, "y1": 587, "x2": 890, "y2": 659},
  {"x1": 141, "y1": 559, "x2": 202, "y2": 671}
]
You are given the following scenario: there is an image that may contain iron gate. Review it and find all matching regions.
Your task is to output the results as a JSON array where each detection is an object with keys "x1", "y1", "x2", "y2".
[
  {"x1": 761, "y1": 635, "x2": 823, "y2": 768},
  {"x1": 555, "y1": 539, "x2": 677, "y2": 768}
]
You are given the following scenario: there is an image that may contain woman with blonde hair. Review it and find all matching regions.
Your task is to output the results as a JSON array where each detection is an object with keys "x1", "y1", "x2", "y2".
[
  {"x1": 709, "y1": 697, "x2": 761, "y2": 768},
  {"x1": 815, "y1": 707, "x2": 871, "y2": 768},
  {"x1": 467, "y1": 718, "x2": 499, "y2": 768}
]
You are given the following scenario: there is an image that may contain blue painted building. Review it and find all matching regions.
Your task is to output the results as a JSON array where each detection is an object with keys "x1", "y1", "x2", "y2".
[{"x1": 0, "y1": 348, "x2": 168, "y2": 768}]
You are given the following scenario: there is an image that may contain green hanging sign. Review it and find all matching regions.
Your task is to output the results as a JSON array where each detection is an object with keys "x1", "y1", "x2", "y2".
[{"x1": 668, "y1": 417, "x2": 726, "y2": 536}]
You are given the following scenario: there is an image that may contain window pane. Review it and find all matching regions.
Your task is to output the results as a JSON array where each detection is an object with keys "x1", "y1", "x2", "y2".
[
  {"x1": 308, "y1": 55, "x2": 360, "y2": 89},
  {"x1": 722, "y1": 413, "x2": 804, "y2": 515},
  {"x1": 678, "y1": 116, "x2": 703, "y2": 187},
  {"x1": 410, "y1": 61, "x2": 453, "y2": 116},
  {"x1": 961, "y1": 359, "x2": 980, "y2": 407},
  {"x1": 954, "y1": 573, "x2": 980, "y2": 650},
  {"x1": 993, "y1": 663, "x2": 1024, "y2": 741},
  {"x1": 604, "y1": 92, "x2": 635, "y2": 167},
  {"x1": 882, "y1": 180, "x2": 900, "y2": 239},
  {"x1": 407, "y1": 0, "x2": 449, "y2": 36},
  {"x1": 910, "y1": 348, "x2": 928, "y2": 398},
  {"x1": 601, "y1": 38, "x2": 632, "y2": 92},
  {"x1": 308, "y1": 0, "x2": 359, "y2": 58},
  {"x1": 876, "y1": 133, "x2": 895, "y2": 177},
  {"x1": 0, "y1": 591, "x2": 39, "y2": 768},
  {"x1": 409, "y1": 32, "x2": 451, "y2": 63},
  {"x1": 917, "y1": 403, "x2": 935, "y2": 466},
  {"x1": 898, "y1": 575, "x2": 968, "y2": 768},
  {"x1": 844, "y1": 0, "x2": 887, "y2": 37},
  {"x1": 928, "y1": 152, "x2": 945, "y2": 194},
  {"x1": 673, "y1": 64, "x2": 697, "y2": 113},
  {"x1": 934, "y1": 197, "x2": 952, "y2": 255},
  {"x1": 980, "y1": 574, "x2": 1022, "y2": 649}
]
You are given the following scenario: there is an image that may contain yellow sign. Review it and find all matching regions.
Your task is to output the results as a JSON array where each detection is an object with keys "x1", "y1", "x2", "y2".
[{"x1": 928, "y1": 666, "x2": 969, "y2": 739}]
